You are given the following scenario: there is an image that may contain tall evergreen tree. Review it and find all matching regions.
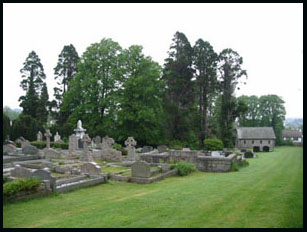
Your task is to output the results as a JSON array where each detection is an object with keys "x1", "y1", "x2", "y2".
[
  {"x1": 217, "y1": 49, "x2": 247, "y2": 147},
  {"x1": 54, "y1": 44, "x2": 79, "y2": 107},
  {"x1": 193, "y1": 39, "x2": 218, "y2": 145},
  {"x1": 3, "y1": 113, "x2": 11, "y2": 142},
  {"x1": 18, "y1": 51, "x2": 46, "y2": 118},
  {"x1": 163, "y1": 31, "x2": 196, "y2": 143},
  {"x1": 36, "y1": 82, "x2": 49, "y2": 125}
]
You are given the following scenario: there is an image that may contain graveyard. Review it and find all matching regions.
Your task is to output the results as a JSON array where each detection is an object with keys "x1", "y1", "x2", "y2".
[
  {"x1": 2, "y1": 121, "x2": 303, "y2": 228},
  {"x1": 3, "y1": 146, "x2": 303, "y2": 228}
]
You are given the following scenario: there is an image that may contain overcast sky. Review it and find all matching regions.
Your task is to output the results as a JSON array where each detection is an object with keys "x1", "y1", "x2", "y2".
[{"x1": 3, "y1": 3, "x2": 303, "y2": 118}]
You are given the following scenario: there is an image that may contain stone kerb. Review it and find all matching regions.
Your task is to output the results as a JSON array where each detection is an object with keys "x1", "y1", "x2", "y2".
[
  {"x1": 44, "y1": 149, "x2": 61, "y2": 160},
  {"x1": 22, "y1": 145, "x2": 39, "y2": 155},
  {"x1": 10, "y1": 164, "x2": 34, "y2": 178},
  {"x1": 80, "y1": 162, "x2": 101, "y2": 175},
  {"x1": 196, "y1": 153, "x2": 237, "y2": 172},
  {"x1": 131, "y1": 161, "x2": 151, "y2": 178}
]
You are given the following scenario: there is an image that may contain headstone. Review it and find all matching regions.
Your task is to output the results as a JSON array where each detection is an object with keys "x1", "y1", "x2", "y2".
[
  {"x1": 160, "y1": 163, "x2": 170, "y2": 173},
  {"x1": 244, "y1": 151, "x2": 254, "y2": 158},
  {"x1": 102, "y1": 136, "x2": 115, "y2": 149},
  {"x1": 125, "y1": 137, "x2": 137, "y2": 160},
  {"x1": 141, "y1": 146, "x2": 153, "y2": 153},
  {"x1": 69, "y1": 134, "x2": 78, "y2": 152},
  {"x1": 80, "y1": 162, "x2": 101, "y2": 175},
  {"x1": 157, "y1": 145, "x2": 168, "y2": 153},
  {"x1": 3, "y1": 144, "x2": 16, "y2": 154},
  {"x1": 22, "y1": 144, "x2": 39, "y2": 155},
  {"x1": 10, "y1": 164, "x2": 33, "y2": 178},
  {"x1": 79, "y1": 134, "x2": 93, "y2": 162},
  {"x1": 182, "y1": 148, "x2": 191, "y2": 151},
  {"x1": 54, "y1": 132, "x2": 61, "y2": 142},
  {"x1": 131, "y1": 161, "x2": 151, "y2": 178},
  {"x1": 37, "y1": 131, "x2": 43, "y2": 141},
  {"x1": 44, "y1": 149, "x2": 61, "y2": 160},
  {"x1": 44, "y1": 130, "x2": 52, "y2": 149},
  {"x1": 74, "y1": 120, "x2": 86, "y2": 140},
  {"x1": 55, "y1": 139, "x2": 64, "y2": 144},
  {"x1": 32, "y1": 169, "x2": 56, "y2": 191},
  {"x1": 94, "y1": 136, "x2": 101, "y2": 146}
]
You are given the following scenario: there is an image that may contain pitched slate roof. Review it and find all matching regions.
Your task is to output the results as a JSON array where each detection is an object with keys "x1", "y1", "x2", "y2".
[
  {"x1": 237, "y1": 127, "x2": 276, "y2": 139},
  {"x1": 282, "y1": 130, "x2": 302, "y2": 138}
]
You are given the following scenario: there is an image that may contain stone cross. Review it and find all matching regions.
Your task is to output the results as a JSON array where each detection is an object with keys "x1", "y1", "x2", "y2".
[
  {"x1": 82, "y1": 134, "x2": 91, "y2": 154},
  {"x1": 125, "y1": 137, "x2": 137, "y2": 147},
  {"x1": 37, "y1": 131, "x2": 42, "y2": 141},
  {"x1": 44, "y1": 130, "x2": 52, "y2": 149},
  {"x1": 125, "y1": 137, "x2": 137, "y2": 160}
]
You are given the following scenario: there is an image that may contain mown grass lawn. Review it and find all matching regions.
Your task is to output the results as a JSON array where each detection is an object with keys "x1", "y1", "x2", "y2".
[{"x1": 3, "y1": 146, "x2": 303, "y2": 228}]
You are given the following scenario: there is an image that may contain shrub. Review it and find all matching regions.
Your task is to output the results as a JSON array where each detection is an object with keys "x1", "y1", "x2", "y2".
[
  {"x1": 204, "y1": 138, "x2": 224, "y2": 151},
  {"x1": 280, "y1": 139, "x2": 294, "y2": 146},
  {"x1": 170, "y1": 161, "x2": 196, "y2": 176},
  {"x1": 232, "y1": 160, "x2": 249, "y2": 172},
  {"x1": 113, "y1": 143, "x2": 122, "y2": 151},
  {"x1": 3, "y1": 177, "x2": 42, "y2": 198},
  {"x1": 31, "y1": 141, "x2": 46, "y2": 149},
  {"x1": 58, "y1": 161, "x2": 65, "y2": 165},
  {"x1": 169, "y1": 140, "x2": 185, "y2": 150},
  {"x1": 50, "y1": 142, "x2": 68, "y2": 149},
  {"x1": 15, "y1": 142, "x2": 21, "y2": 148},
  {"x1": 3, "y1": 176, "x2": 8, "y2": 184},
  {"x1": 120, "y1": 148, "x2": 128, "y2": 156}
]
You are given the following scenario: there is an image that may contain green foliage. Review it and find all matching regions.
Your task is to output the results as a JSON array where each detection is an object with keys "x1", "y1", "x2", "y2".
[
  {"x1": 169, "y1": 140, "x2": 186, "y2": 150},
  {"x1": 11, "y1": 113, "x2": 44, "y2": 141},
  {"x1": 50, "y1": 142, "x2": 68, "y2": 149},
  {"x1": 170, "y1": 161, "x2": 196, "y2": 176},
  {"x1": 36, "y1": 83, "x2": 49, "y2": 125},
  {"x1": 58, "y1": 161, "x2": 65, "y2": 165},
  {"x1": 30, "y1": 141, "x2": 46, "y2": 149},
  {"x1": 112, "y1": 143, "x2": 122, "y2": 151},
  {"x1": 3, "y1": 176, "x2": 8, "y2": 184},
  {"x1": 204, "y1": 138, "x2": 224, "y2": 151},
  {"x1": 3, "y1": 113, "x2": 11, "y2": 142},
  {"x1": 280, "y1": 139, "x2": 294, "y2": 146},
  {"x1": 15, "y1": 142, "x2": 21, "y2": 148},
  {"x1": 120, "y1": 148, "x2": 127, "y2": 156},
  {"x1": 217, "y1": 49, "x2": 247, "y2": 147},
  {"x1": 3, "y1": 177, "x2": 41, "y2": 198},
  {"x1": 237, "y1": 95, "x2": 286, "y2": 145},
  {"x1": 232, "y1": 160, "x2": 249, "y2": 172}
]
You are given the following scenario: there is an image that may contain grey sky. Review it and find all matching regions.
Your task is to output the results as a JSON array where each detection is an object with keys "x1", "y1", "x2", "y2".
[{"x1": 3, "y1": 3, "x2": 303, "y2": 118}]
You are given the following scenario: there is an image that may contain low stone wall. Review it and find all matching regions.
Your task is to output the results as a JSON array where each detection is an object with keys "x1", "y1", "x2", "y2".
[
  {"x1": 3, "y1": 154, "x2": 41, "y2": 163},
  {"x1": 130, "y1": 169, "x2": 178, "y2": 184},
  {"x1": 196, "y1": 154, "x2": 237, "y2": 172},
  {"x1": 56, "y1": 175, "x2": 87, "y2": 186},
  {"x1": 55, "y1": 175, "x2": 107, "y2": 193}
]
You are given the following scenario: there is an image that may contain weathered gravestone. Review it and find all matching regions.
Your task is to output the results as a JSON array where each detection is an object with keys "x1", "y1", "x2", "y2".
[
  {"x1": 131, "y1": 161, "x2": 151, "y2": 178},
  {"x1": 157, "y1": 145, "x2": 168, "y2": 153},
  {"x1": 125, "y1": 137, "x2": 137, "y2": 161},
  {"x1": 160, "y1": 163, "x2": 170, "y2": 173},
  {"x1": 10, "y1": 164, "x2": 34, "y2": 178},
  {"x1": 54, "y1": 132, "x2": 61, "y2": 142},
  {"x1": 244, "y1": 151, "x2": 255, "y2": 158},
  {"x1": 80, "y1": 162, "x2": 101, "y2": 175},
  {"x1": 69, "y1": 134, "x2": 78, "y2": 152},
  {"x1": 44, "y1": 130, "x2": 52, "y2": 149},
  {"x1": 182, "y1": 148, "x2": 191, "y2": 151},
  {"x1": 3, "y1": 144, "x2": 16, "y2": 155},
  {"x1": 22, "y1": 145, "x2": 39, "y2": 155},
  {"x1": 18, "y1": 137, "x2": 31, "y2": 149},
  {"x1": 80, "y1": 134, "x2": 93, "y2": 162},
  {"x1": 102, "y1": 136, "x2": 114, "y2": 149},
  {"x1": 37, "y1": 131, "x2": 43, "y2": 141},
  {"x1": 44, "y1": 149, "x2": 61, "y2": 160},
  {"x1": 32, "y1": 168, "x2": 56, "y2": 192},
  {"x1": 211, "y1": 151, "x2": 221, "y2": 157},
  {"x1": 141, "y1": 146, "x2": 153, "y2": 153},
  {"x1": 94, "y1": 136, "x2": 101, "y2": 148}
]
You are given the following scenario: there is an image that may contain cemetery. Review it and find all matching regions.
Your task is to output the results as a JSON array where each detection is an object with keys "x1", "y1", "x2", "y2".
[{"x1": 3, "y1": 120, "x2": 254, "y2": 202}]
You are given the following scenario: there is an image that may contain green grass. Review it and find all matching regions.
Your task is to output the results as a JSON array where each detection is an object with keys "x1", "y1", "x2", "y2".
[{"x1": 3, "y1": 146, "x2": 302, "y2": 228}]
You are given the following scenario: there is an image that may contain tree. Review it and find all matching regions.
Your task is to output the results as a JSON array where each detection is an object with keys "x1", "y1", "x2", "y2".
[
  {"x1": 163, "y1": 31, "x2": 196, "y2": 143},
  {"x1": 217, "y1": 49, "x2": 247, "y2": 147},
  {"x1": 3, "y1": 113, "x2": 11, "y2": 142},
  {"x1": 61, "y1": 38, "x2": 124, "y2": 138},
  {"x1": 36, "y1": 82, "x2": 49, "y2": 125},
  {"x1": 18, "y1": 51, "x2": 46, "y2": 119},
  {"x1": 116, "y1": 45, "x2": 166, "y2": 146},
  {"x1": 259, "y1": 95, "x2": 286, "y2": 145},
  {"x1": 3, "y1": 106, "x2": 21, "y2": 121},
  {"x1": 11, "y1": 113, "x2": 44, "y2": 141},
  {"x1": 54, "y1": 44, "x2": 79, "y2": 107},
  {"x1": 237, "y1": 95, "x2": 261, "y2": 127},
  {"x1": 192, "y1": 39, "x2": 218, "y2": 146}
]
